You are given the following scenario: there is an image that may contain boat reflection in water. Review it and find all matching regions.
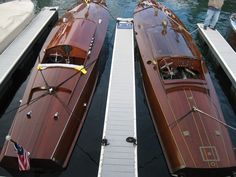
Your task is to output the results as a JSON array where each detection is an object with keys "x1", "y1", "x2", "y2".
[
  {"x1": 134, "y1": 0, "x2": 236, "y2": 176},
  {"x1": 0, "y1": 0, "x2": 109, "y2": 172}
]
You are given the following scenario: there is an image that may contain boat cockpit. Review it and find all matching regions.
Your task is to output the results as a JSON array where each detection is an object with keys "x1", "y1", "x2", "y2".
[
  {"x1": 156, "y1": 56, "x2": 205, "y2": 81},
  {"x1": 47, "y1": 53, "x2": 67, "y2": 63},
  {"x1": 45, "y1": 53, "x2": 84, "y2": 65},
  {"x1": 42, "y1": 44, "x2": 86, "y2": 66},
  {"x1": 148, "y1": 56, "x2": 208, "y2": 93},
  {"x1": 37, "y1": 45, "x2": 87, "y2": 75}
]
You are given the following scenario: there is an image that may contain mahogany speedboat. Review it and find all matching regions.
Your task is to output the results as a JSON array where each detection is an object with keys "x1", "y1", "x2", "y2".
[
  {"x1": 0, "y1": 0, "x2": 109, "y2": 171},
  {"x1": 134, "y1": 1, "x2": 236, "y2": 176}
]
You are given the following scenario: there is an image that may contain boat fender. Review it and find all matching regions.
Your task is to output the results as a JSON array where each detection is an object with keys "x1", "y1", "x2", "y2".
[{"x1": 126, "y1": 137, "x2": 137, "y2": 145}]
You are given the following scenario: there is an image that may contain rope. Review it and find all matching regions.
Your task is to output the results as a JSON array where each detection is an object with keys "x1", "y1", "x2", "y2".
[
  {"x1": 190, "y1": 27, "x2": 199, "y2": 34},
  {"x1": 192, "y1": 106, "x2": 236, "y2": 131},
  {"x1": 170, "y1": 106, "x2": 236, "y2": 131},
  {"x1": 3, "y1": 92, "x2": 49, "y2": 115},
  {"x1": 1, "y1": 56, "x2": 100, "y2": 117},
  {"x1": 53, "y1": 93, "x2": 71, "y2": 115},
  {"x1": 96, "y1": 2, "x2": 117, "y2": 21},
  {"x1": 143, "y1": 1, "x2": 196, "y2": 37},
  {"x1": 169, "y1": 109, "x2": 193, "y2": 128},
  {"x1": 82, "y1": 0, "x2": 117, "y2": 21},
  {"x1": 138, "y1": 1, "x2": 201, "y2": 47},
  {"x1": 41, "y1": 58, "x2": 96, "y2": 92},
  {"x1": 2, "y1": 0, "x2": 117, "y2": 117},
  {"x1": 39, "y1": 70, "x2": 50, "y2": 88},
  {"x1": 166, "y1": 15, "x2": 192, "y2": 36}
]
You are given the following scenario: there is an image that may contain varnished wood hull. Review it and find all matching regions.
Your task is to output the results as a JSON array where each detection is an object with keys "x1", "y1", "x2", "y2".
[
  {"x1": 0, "y1": 1, "x2": 109, "y2": 171},
  {"x1": 134, "y1": 1, "x2": 236, "y2": 176}
]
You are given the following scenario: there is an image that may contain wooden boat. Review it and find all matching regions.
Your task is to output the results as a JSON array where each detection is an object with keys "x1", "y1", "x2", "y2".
[
  {"x1": 230, "y1": 13, "x2": 236, "y2": 33},
  {"x1": 134, "y1": 1, "x2": 236, "y2": 176},
  {"x1": 0, "y1": 0, "x2": 109, "y2": 171}
]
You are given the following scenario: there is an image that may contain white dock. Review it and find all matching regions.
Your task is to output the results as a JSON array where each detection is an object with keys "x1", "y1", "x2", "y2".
[
  {"x1": 0, "y1": 0, "x2": 34, "y2": 54},
  {"x1": 97, "y1": 18, "x2": 138, "y2": 177},
  {"x1": 0, "y1": 6, "x2": 58, "y2": 100},
  {"x1": 197, "y1": 23, "x2": 236, "y2": 89}
]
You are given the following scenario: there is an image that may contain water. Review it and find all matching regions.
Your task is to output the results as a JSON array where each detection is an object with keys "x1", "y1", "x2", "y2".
[{"x1": 0, "y1": 0, "x2": 236, "y2": 177}]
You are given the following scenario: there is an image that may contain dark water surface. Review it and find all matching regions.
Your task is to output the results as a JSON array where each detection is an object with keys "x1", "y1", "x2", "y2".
[{"x1": 0, "y1": 0, "x2": 236, "y2": 177}]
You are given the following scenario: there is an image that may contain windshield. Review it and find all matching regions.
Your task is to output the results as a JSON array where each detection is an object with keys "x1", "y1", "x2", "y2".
[{"x1": 45, "y1": 53, "x2": 84, "y2": 65}]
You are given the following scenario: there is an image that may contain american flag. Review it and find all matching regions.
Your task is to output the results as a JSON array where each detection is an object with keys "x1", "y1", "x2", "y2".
[{"x1": 13, "y1": 142, "x2": 30, "y2": 171}]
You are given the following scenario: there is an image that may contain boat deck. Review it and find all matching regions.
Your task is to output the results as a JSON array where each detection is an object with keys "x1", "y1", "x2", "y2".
[
  {"x1": 197, "y1": 23, "x2": 236, "y2": 89},
  {"x1": 97, "y1": 18, "x2": 138, "y2": 177},
  {"x1": 0, "y1": 7, "x2": 58, "y2": 99}
]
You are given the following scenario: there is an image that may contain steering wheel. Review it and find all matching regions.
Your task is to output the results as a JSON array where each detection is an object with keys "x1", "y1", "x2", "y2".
[
  {"x1": 49, "y1": 53, "x2": 65, "y2": 63},
  {"x1": 160, "y1": 58, "x2": 174, "y2": 78}
]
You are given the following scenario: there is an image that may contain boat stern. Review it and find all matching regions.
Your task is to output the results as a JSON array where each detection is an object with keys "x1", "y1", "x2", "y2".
[
  {"x1": 175, "y1": 167, "x2": 236, "y2": 177},
  {"x1": 0, "y1": 154, "x2": 62, "y2": 172}
]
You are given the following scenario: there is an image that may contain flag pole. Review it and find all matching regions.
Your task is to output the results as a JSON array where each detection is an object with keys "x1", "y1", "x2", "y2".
[
  {"x1": 5, "y1": 135, "x2": 31, "y2": 171},
  {"x1": 5, "y1": 135, "x2": 17, "y2": 144}
]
